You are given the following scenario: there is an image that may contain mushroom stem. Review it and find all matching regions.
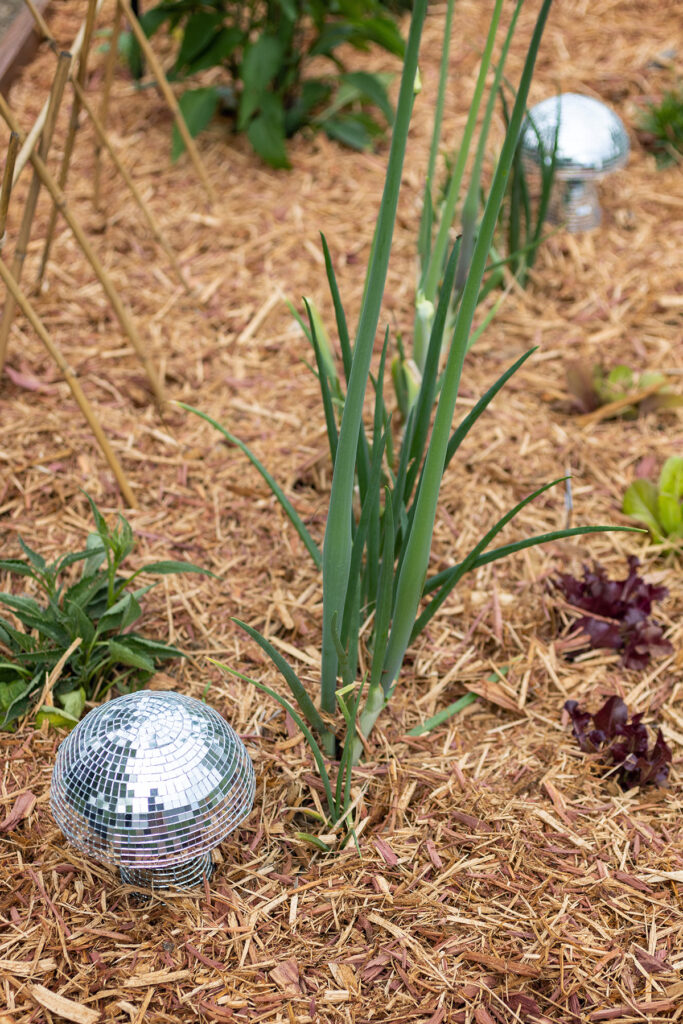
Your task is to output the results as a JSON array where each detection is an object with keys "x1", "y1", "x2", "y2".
[
  {"x1": 550, "y1": 178, "x2": 602, "y2": 232},
  {"x1": 120, "y1": 852, "x2": 214, "y2": 890}
]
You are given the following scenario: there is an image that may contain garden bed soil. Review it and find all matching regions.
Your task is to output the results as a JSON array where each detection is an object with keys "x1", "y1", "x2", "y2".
[{"x1": 0, "y1": 1, "x2": 682, "y2": 1022}]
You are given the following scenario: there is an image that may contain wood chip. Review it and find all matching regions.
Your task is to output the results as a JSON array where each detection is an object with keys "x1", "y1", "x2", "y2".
[{"x1": 29, "y1": 985, "x2": 101, "y2": 1024}]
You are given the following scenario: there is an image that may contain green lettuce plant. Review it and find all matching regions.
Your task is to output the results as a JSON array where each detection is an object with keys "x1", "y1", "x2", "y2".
[
  {"x1": 184, "y1": 0, "x2": 632, "y2": 840},
  {"x1": 567, "y1": 362, "x2": 683, "y2": 418},
  {"x1": 623, "y1": 457, "x2": 683, "y2": 542},
  {"x1": 0, "y1": 495, "x2": 209, "y2": 730}
]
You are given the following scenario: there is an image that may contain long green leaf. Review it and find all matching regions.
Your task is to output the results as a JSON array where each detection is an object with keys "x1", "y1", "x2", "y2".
[
  {"x1": 421, "y1": 0, "x2": 504, "y2": 301},
  {"x1": 407, "y1": 692, "x2": 477, "y2": 736},
  {"x1": 417, "y1": 526, "x2": 640, "y2": 642},
  {"x1": 445, "y1": 347, "x2": 536, "y2": 469},
  {"x1": 179, "y1": 402, "x2": 322, "y2": 570},
  {"x1": 320, "y1": 0, "x2": 428, "y2": 722},
  {"x1": 212, "y1": 658, "x2": 338, "y2": 822},
  {"x1": 380, "y1": 0, "x2": 555, "y2": 697},
  {"x1": 233, "y1": 618, "x2": 328, "y2": 739},
  {"x1": 306, "y1": 297, "x2": 339, "y2": 467}
]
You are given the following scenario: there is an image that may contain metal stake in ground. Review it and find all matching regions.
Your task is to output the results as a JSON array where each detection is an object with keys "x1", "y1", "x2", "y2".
[{"x1": 0, "y1": 92, "x2": 166, "y2": 410}]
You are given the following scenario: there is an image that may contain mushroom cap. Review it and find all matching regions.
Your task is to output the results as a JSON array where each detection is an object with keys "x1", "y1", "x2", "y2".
[
  {"x1": 520, "y1": 93, "x2": 629, "y2": 179},
  {"x1": 50, "y1": 691, "x2": 255, "y2": 870}
]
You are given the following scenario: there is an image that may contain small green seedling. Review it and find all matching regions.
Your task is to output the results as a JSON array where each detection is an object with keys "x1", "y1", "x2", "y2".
[
  {"x1": 567, "y1": 362, "x2": 683, "y2": 418},
  {"x1": 636, "y1": 85, "x2": 683, "y2": 168},
  {"x1": 0, "y1": 494, "x2": 209, "y2": 730},
  {"x1": 623, "y1": 456, "x2": 683, "y2": 542}
]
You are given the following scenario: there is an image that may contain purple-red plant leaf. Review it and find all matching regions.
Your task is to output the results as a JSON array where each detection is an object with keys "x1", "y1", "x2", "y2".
[
  {"x1": 553, "y1": 558, "x2": 671, "y2": 669},
  {"x1": 563, "y1": 696, "x2": 672, "y2": 789}
]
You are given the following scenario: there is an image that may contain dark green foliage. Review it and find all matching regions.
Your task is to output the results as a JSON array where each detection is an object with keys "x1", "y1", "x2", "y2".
[
  {"x1": 637, "y1": 86, "x2": 683, "y2": 167},
  {"x1": 0, "y1": 495, "x2": 209, "y2": 730},
  {"x1": 125, "y1": 0, "x2": 405, "y2": 167}
]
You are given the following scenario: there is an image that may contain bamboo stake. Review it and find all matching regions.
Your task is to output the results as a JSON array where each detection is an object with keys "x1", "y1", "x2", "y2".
[
  {"x1": 0, "y1": 51, "x2": 72, "y2": 372},
  {"x1": 22, "y1": 0, "x2": 56, "y2": 51},
  {"x1": 0, "y1": 93, "x2": 166, "y2": 409},
  {"x1": 0, "y1": 254, "x2": 136, "y2": 507},
  {"x1": 36, "y1": 0, "x2": 99, "y2": 288},
  {"x1": 0, "y1": 133, "x2": 20, "y2": 252},
  {"x1": 73, "y1": 79, "x2": 195, "y2": 297},
  {"x1": 93, "y1": 0, "x2": 122, "y2": 212},
  {"x1": 118, "y1": 0, "x2": 217, "y2": 205},
  {"x1": 13, "y1": 0, "x2": 107, "y2": 186}
]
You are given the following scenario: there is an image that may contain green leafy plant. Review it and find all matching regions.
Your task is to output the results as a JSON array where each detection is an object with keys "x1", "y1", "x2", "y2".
[
  {"x1": 623, "y1": 456, "x2": 683, "y2": 542},
  {"x1": 124, "y1": 0, "x2": 405, "y2": 168},
  {"x1": 0, "y1": 496, "x2": 209, "y2": 730},
  {"x1": 636, "y1": 85, "x2": 683, "y2": 168},
  {"x1": 566, "y1": 362, "x2": 683, "y2": 418},
  {"x1": 183, "y1": 0, "x2": 632, "y2": 840}
]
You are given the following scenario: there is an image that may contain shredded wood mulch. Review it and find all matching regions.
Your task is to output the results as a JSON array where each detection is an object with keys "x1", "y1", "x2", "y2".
[{"x1": 1, "y1": 1, "x2": 682, "y2": 1021}]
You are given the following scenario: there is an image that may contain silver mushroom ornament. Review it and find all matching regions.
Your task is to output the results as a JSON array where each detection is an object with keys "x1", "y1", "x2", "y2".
[
  {"x1": 50, "y1": 691, "x2": 255, "y2": 890},
  {"x1": 520, "y1": 93, "x2": 630, "y2": 231}
]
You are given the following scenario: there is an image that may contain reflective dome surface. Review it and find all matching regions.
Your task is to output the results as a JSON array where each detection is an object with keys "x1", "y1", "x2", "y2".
[
  {"x1": 521, "y1": 93, "x2": 630, "y2": 178},
  {"x1": 51, "y1": 691, "x2": 255, "y2": 876}
]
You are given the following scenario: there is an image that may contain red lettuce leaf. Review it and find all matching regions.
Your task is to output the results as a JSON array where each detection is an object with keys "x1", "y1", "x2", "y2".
[
  {"x1": 553, "y1": 557, "x2": 671, "y2": 669},
  {"x1": 564, "y1": 696, "x2": 672, "y2": 789}
]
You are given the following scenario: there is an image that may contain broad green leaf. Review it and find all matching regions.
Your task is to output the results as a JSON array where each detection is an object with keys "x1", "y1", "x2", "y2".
[
  {"x1": 172, "y1": 87, "x2": 220, "y2": 161},
  {"x1": 35, "y1": 705, "x2": 80, "y2": 730},
  {"x1": 657, "y1": 456, "x2": 683, "y2": 536},
  {"x1": 107, "y1": 639, "x2": 155, "y2": 674},
  {"x1": 247, "y1": 94, "x2": 290, "y2": 169},
  {"x1": 0, "y1": 677, "x2": 32, "y2": 710},
  {"x1": 17, "y1": 538, "x2": 46, "y2": 574},
  {"x1": 323, "y1": 114, "x2": 372, "y2": 151},
  {"x1": 184, "y1": 27, "x2": 243, "y2": 76},
  {"x1": 120, "y1": 634, "x2": 184, "y2": 658},
  {"x1": 59, "y1": 687, "x2": 86, "y2": 720},
  {"x1": 96, "y1": 592, "x2": 142, "y2": 635},
  {"x1": 339, "y1": 71, "x2": 395, "y2": 124},
  {"x1": 83, "y1": 492, "x2": 109, "y2": 544},
  {"x1": 64, "y1": 601, "x2": 96, "y2": 646},
  {"x1": 0, "y1": 593, "x2": 44, "y2": 621},
  {"x1": 623, "y1": 479, "x2": 663, "y2": 539},
  {"x1": 239, "y1": 35, "x2": 285, "y2": 129},
  {"x1": 174, "y1": 10, "x2": 223, "y2": 70}
]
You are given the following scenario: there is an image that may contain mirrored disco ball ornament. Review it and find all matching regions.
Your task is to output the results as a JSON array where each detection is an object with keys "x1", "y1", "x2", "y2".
[
  {"x1": 50, "y1": 691, "x2": 255, "y2": 890},
  {"x1": 521, "y1": 93, "x2": 629, "y2": 231}
]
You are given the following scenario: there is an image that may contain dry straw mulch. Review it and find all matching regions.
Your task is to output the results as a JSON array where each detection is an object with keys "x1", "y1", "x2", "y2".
[{"x1": 1, "y1": 0, "x2": 682, "y2": 1021}]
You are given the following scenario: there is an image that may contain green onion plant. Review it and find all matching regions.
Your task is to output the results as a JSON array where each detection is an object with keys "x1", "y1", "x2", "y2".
[
  {"x1": 183, "y1": 0, "x2": 633, "y2": 840},
  {"x1": 391, "y1": 0, "x2": 559, "y2": 419}
]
